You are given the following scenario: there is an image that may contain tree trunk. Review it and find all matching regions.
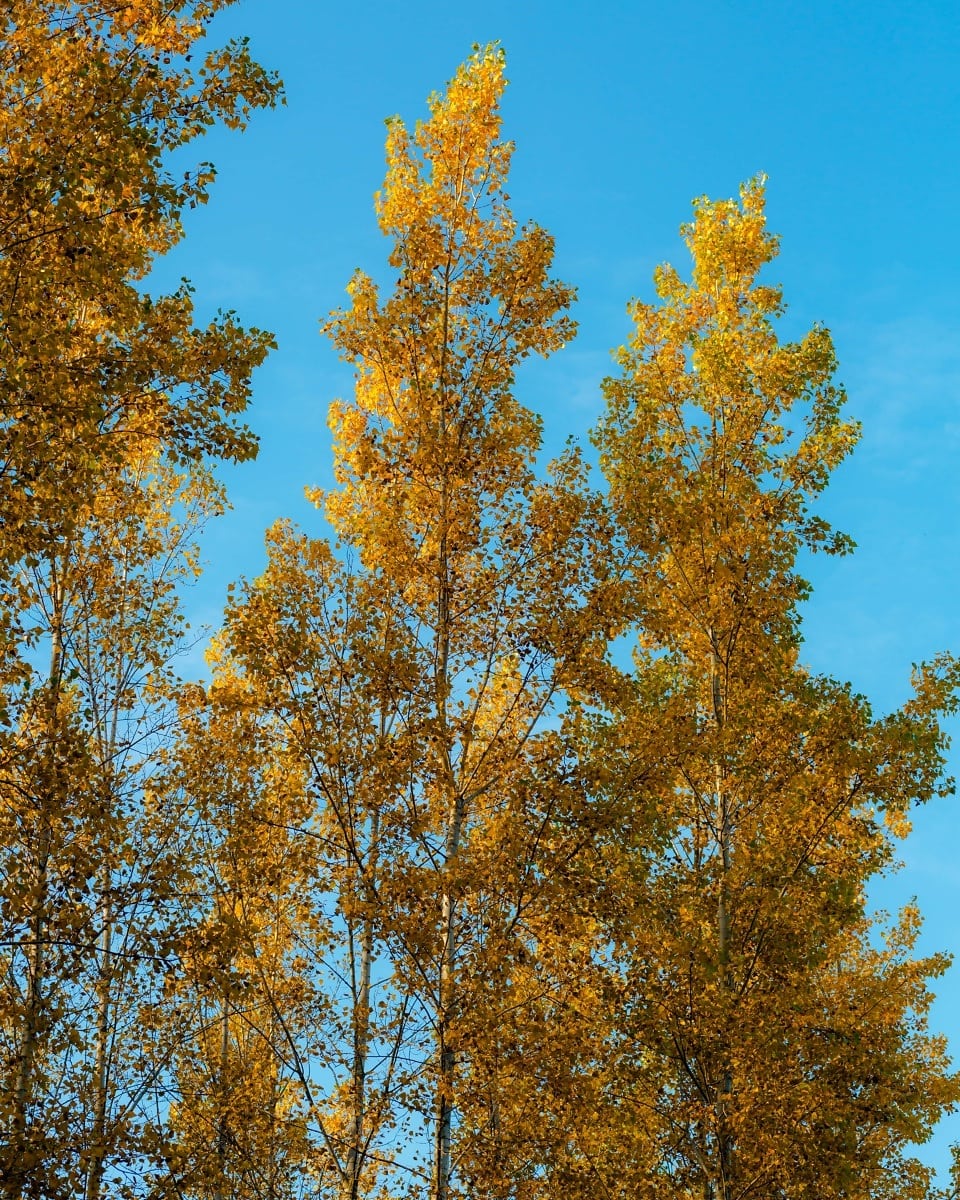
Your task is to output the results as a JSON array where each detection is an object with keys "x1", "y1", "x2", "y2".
[
  {"x1": 5, "y1": 590, "x2": 64, "y2": 1196},
  {"x1": 83, "y1": 873, "x2": 112, "y2": 1200},
  {"x1": 343, "y1": 808, "x2": 379, "y2": 1200},
  {"x1": 712, "y1": 648, "x2": 734, "y2": 1200},
  {"x1": 215, "y1": 984, "x2": 231, "y2": 1200},
  {"x1": 435, "y1": 790, "x2": 466, "y2": 1200}
]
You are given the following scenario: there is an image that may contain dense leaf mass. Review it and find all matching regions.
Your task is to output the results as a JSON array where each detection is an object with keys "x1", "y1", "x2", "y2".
[{"x1": 0, "y1": 29, "x2": 957, "y2": 1200}]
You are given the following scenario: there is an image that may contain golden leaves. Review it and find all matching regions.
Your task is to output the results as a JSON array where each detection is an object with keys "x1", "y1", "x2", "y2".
[
  {"x1": 323, "y1": 46, "x2": 576, "y2": 597},
  {"x1": 3, "y1": 26, "x2": 951, "y2": 1199},
  {"x1": 579, "y1": 176, "x2": 960, "y2": 1200},
  {"x1": 0, "y1": 1, "x2": 281, "y2": 579}
]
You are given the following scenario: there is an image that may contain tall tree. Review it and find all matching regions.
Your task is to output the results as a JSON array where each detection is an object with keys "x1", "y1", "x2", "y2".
[
  {"x1": 0, "y1": 3, "x2": 281, "y2": 1192},
  {"x1": 201, "y1": 44, "x2": 618, "y2": 1200},
  {"x1": 165, "y1": 674, "x2": 320, "y2": 1200},
  {"x1": 0, "y1": 0, "x2": 279, "y2": 701},
  {"x1": 585, "y1": 178, "x2": 960, "y2": 1200},
  {"x1": 320, "y1": 44, "x2": 618, "y2": 1200},
  {"x1": 208, "y1": 518, "x2": 616, "y2": 1200},
  {"x1": 206, "y1": 531, "x2": 424, "y2": 1200}
]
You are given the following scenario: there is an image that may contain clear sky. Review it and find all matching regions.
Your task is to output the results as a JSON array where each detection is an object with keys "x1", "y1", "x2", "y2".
[{"x1": 151, "y1": 0, "x2": 960, "y2": 1177}]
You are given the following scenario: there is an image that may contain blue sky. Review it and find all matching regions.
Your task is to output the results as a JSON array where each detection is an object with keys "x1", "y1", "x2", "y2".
[{"x1": 154, "y1": 0, "x2": 960, "y2": 1176}]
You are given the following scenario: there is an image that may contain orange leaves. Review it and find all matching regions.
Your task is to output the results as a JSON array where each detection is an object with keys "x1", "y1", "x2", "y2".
[
  {"x1": 0, "y1": 9, "x2": 283, "y2": 1196},
  {"x1": 683, "y1": 177, "x2": 779, "y2": 296},
  {"x1": 376, "y1": 47, "x2": 513, "y2": 263},
  {"x1": 597, "y1": 178, "x2": 863, "y2": 681},
  {"x1": 189, "y1": 49, "x2": 616, "y2": 1200}
]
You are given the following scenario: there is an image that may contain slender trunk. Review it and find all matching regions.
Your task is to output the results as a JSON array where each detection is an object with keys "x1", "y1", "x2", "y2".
[
  {"x1": 13, "y1": 889, "x2": 45, "y2": 1121},
  {"x1": 435, "y1": 791, "x2": 465, "y2": 1200},
  {"x1": 5, "y1": 586, "x2": 64, "y2": 1195},
  {"x1": 7, "y1": 847, "x2": 47, "y2": 1197},
  {"x1": 84, "y1": 871, "x2": 112, "y2": 1200},
  {"x1": 85, "y1": 556, "x2": 125, "y2": 1200},
  {"x1": 343, "y1": 808, "x2": 380, "y2": 1200},
  {"x1": 432, "y1": 345, "x2": 460, "y2": 1200},
  {"x1": 215, "y1": 985, "x2": 231, "y2": 1200},
  {"x1": 344, "y1": 918, "x2": 372, "y2": 1200},
  {"x1": 711, "y1": 648, "x2": 734, "y2": 1200},
  {"x1": 715, "y1": 760, "x2": 733, "y2": 1200},
  {"x1": 435, "y1": 900, "x2": 454, "y2": 1200},
  {"x1": 266, "y1": 1046, "x2": 279, "y2": 1200}
]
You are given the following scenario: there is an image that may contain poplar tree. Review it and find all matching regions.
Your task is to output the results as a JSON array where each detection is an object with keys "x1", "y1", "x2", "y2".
[
  {"x1": 326, "y1": 43, "x2": 658, "y2": 1199},
  {"x1": 165, "y1": 679, "x2": 319, "y2": 1200},
  {"x1": 203, "y1": 45, "x2": 614, "y2": 1200},
  {"x1": 4, "y1": 18, "x2": 954, "y2": 1196},
  {"x1": 586, "y1": 178, "x2": 960, "y2": 1200},
  {"x1": 0, "y1": 0, "x2": 279, "y2": 574},
  {"x1": 0, "y1": 3, "x2": 280, "y2": 1192},
  {"x1": 205, "y1": 535, "x2": 422, "y2": 1200}
]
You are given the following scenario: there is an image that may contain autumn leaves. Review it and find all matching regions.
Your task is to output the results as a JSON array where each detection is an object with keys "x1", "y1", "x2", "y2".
[
  {"x1": 0, "y1": 23, "x2": 957, "y2": 1200},
  {"x1": 0, "y1": 3, "x2": 280, "y2": 1197}
]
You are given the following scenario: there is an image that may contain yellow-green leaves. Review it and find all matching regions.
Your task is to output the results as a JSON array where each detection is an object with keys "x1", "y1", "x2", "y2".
[{"x1": 581, "y1": 178, "x2": 960, "y2": 1200}]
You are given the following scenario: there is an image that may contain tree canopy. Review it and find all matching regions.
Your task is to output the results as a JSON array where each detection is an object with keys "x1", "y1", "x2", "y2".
[{"x1": 0, "y1": 28, "x2": 957, "y2": 1200}]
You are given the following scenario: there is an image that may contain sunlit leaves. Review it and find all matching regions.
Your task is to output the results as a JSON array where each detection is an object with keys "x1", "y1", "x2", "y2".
[{"x1": 581, "y1": 178, "x2": 960, "y2": 1200}]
